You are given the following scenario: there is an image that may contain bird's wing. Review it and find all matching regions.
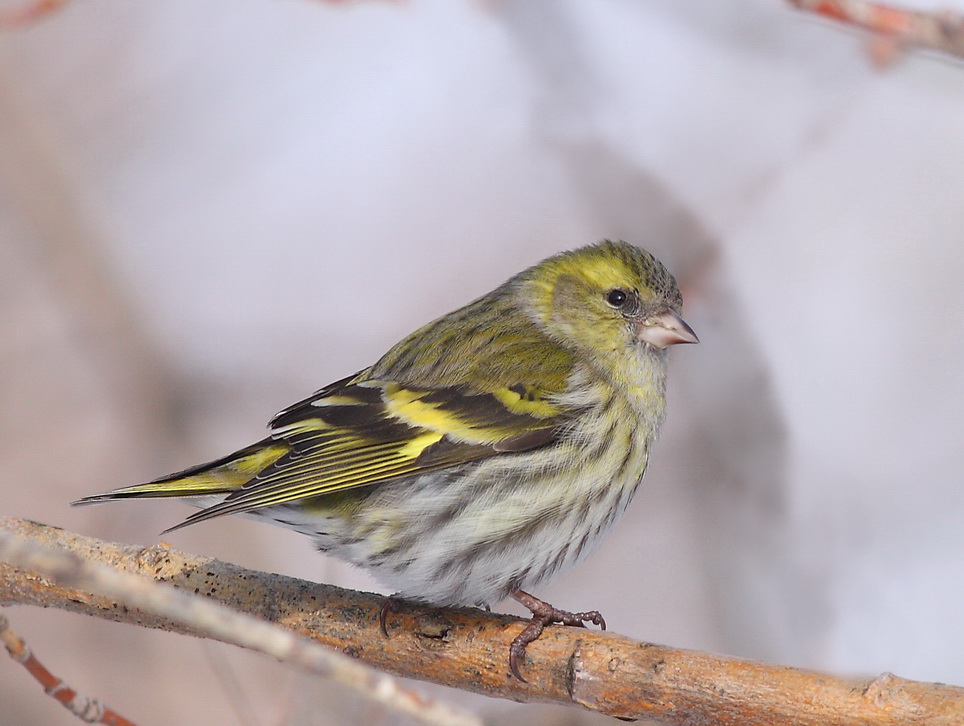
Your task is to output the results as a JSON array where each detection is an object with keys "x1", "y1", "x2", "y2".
[{"x1": 168, "y1": 370, "x2": 569, "y2": 528}]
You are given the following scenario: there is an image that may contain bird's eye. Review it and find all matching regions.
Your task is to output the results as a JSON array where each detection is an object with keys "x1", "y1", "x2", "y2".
[{"x1": 605, "y1": 289, "x2": 629, "y2": 308}]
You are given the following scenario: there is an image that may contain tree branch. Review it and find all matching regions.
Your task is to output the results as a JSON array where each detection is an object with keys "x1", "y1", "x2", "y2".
[
  {"x1": 788, "y1": 0, "x2": 964, "y2": 61},
  {"x1": 2, "y1": 517, "x2": 962, "y2": 724}
]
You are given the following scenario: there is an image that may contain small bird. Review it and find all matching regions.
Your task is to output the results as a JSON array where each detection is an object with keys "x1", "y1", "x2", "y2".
[{"x1": 74, "y1": 240, "x2": 697, "y2": 681}]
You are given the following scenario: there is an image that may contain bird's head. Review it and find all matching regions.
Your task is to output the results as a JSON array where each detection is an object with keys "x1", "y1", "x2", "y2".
[{"x1": 519, "y1": 240, "x2": 698, "y2": 358}]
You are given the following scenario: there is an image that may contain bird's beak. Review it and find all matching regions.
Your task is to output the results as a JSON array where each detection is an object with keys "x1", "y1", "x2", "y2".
[{"x1": 636, "y1": 309, "x2": 699, "y2": 349}]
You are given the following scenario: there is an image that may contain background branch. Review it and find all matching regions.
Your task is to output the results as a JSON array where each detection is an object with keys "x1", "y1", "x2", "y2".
[
  {"x1": 788, "y1": 0, "x2": 964, "y2": 61},
  {"x1": 2, "y1": 517, "x2": 962, "y2": 724},
  {"x1": 0, "y1": 612, "x2": 137, "y2": 726},
  {"x1": 0, "y1": 519, "x2": 478, "y2": 726}
]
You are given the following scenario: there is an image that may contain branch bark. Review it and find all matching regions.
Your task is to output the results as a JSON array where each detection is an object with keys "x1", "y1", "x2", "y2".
[{"x1": 2, "y1": 517, "x2": 962, "y2": 725}]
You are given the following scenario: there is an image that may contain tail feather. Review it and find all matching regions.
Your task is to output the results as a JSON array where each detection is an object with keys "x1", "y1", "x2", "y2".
[{"x1": 71, "y1": 438, "x2": 288, "y2": 505}]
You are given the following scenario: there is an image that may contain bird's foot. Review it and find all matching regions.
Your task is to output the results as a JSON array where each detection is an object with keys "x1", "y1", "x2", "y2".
[{"x1": 508, "y1": 589, "x2": 606, "y2": 682}]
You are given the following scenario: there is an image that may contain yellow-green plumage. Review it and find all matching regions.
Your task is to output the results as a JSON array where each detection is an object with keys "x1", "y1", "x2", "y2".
[{"x1": 74, "y1": 240, "x2": 696, "y2": 675}]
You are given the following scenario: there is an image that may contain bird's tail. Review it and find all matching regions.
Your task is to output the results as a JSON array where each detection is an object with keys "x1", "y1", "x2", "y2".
[{"x1": 72, "y1": 438, "x2": 288, "y2": 505}]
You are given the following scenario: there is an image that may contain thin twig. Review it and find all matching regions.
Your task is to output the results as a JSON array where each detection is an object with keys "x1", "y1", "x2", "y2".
[
  {"x1": 788, "y1": 0, "x2": 964, "y2": 61},
  {"x1": 0, "y1": 611, "x2": 137, "y2": 725},
  {"x1": 0, "y1": 522, "x2": 480, "y2": 726}
]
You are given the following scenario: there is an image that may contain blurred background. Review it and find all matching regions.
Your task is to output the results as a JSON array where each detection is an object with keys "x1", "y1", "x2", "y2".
[{"x1": 2, "y1": 0, "x2": 963, "y2": 723}]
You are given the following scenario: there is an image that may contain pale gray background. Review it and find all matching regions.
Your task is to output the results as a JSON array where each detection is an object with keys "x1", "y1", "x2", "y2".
[{"x1": 2, "y1": 0, "x2": 963, "y2": 724}]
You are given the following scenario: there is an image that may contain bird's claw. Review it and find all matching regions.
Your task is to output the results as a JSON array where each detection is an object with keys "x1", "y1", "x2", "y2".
[
  {"x1": 508, "y1": 589, "x2": 606, "y2": 682},
  {"x1": 379, "y1": 595, "x2": 401, "y2": 636}
]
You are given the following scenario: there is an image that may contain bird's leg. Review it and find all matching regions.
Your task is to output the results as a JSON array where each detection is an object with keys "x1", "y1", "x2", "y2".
[
  {"x1": 379, "y1": 595, "x2": 402, "y2": 636},
  {"x1": 508, "y1": 589, "x2": 606, "y2": 682}
]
